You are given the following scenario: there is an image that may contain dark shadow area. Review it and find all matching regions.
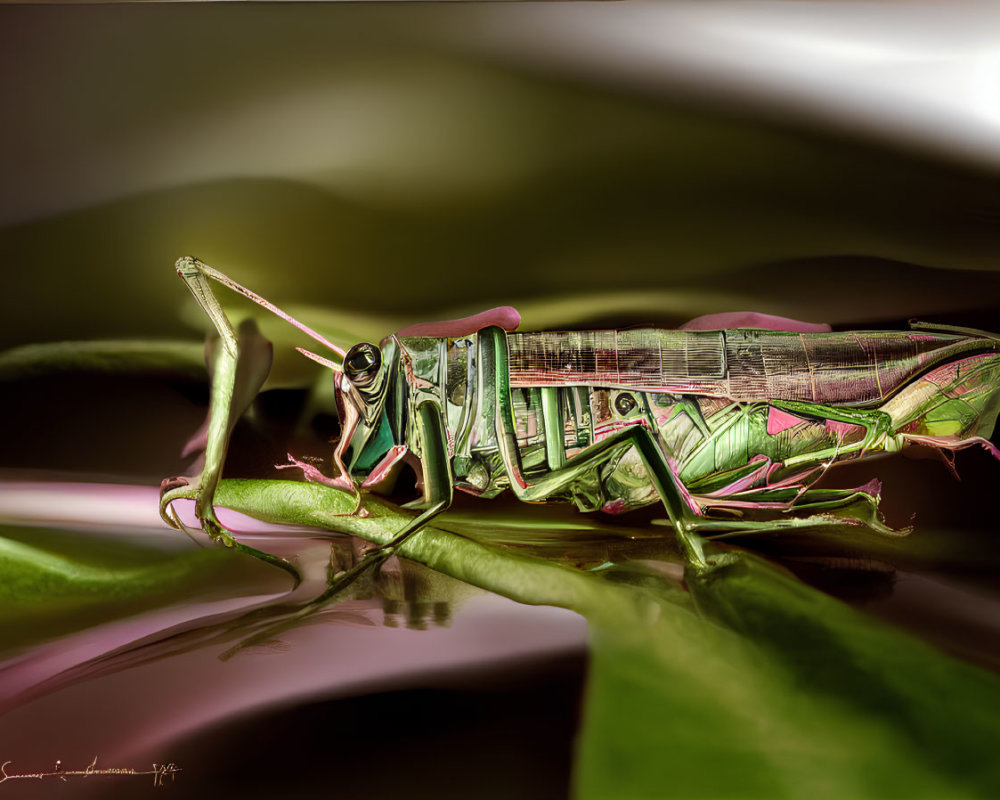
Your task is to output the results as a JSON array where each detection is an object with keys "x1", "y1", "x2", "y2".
[{"x1": 107, "y1": 652, "x2": 587, "y2": 800}]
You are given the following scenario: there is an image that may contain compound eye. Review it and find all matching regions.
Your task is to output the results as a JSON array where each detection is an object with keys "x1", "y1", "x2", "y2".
[{"x1": 344, "y1": 342, "x2": 382, "y2": 385}]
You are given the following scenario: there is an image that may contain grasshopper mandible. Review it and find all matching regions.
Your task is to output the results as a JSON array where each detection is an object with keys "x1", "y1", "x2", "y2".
[{"x1": 160, "y1": 257, "x2": 1000, "y2": 581}]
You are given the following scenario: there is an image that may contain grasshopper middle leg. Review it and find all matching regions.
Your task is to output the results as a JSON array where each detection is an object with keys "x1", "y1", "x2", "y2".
[{"x1": 479, "y1": 327, "x2": 706, "y2": 568}]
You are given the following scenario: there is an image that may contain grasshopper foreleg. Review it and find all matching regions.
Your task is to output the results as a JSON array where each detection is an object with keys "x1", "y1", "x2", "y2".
[
  {"x1": 320, "y1": 401, "x2": 453, "y2": 600},
  {"x1": 275, "y1": 453, "x2": 368, "y2": 517}
]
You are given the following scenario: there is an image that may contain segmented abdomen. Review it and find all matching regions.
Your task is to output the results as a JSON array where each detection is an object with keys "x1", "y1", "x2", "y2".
[{"x1": 507, "y1": 329, "x2": 996, "y2": 406}]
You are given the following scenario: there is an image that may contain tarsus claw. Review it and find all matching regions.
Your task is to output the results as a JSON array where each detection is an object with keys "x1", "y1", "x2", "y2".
[{"x1": 158, "y1": 476, "x2": 193, "y2": 530}]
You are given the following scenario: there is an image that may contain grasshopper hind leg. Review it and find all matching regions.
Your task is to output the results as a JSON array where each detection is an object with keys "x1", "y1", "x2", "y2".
[
  {"x1": 480, "y1": 326, "x2": 708, "y2": 569},
  {"x1": 690, "y1": 483, "x2": 907, "y2": 539},
  {"x1": 499, "y1": 419, "x2": 708, "y2": 568}
]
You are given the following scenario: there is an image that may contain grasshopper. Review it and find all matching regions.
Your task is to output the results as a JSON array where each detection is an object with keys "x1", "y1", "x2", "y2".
[{"x1": 160, "y1": 257, "x2": 1000, "y2": 582}]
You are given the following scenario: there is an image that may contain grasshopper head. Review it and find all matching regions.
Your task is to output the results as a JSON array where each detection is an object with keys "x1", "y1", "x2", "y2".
[{"x1": 333, "y1": 339, "x2": 398, "y2": 479}]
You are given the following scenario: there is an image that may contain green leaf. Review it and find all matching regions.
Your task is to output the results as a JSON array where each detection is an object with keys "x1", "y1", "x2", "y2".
[
  {"x1": 205, "y1": 479, "x2": 624, "y2": 614},
  {"x1": 576, "y1": 555, "x2": 1000, "y2": 799}
]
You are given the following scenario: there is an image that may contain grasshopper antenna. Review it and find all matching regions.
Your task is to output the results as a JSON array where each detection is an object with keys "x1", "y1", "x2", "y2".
[
  {"x1": 176, "y1": 256, "x2": 348, "y2": 362},
  {"x1": 295, "y1": 347, "x2": 343, "y2": 372}
]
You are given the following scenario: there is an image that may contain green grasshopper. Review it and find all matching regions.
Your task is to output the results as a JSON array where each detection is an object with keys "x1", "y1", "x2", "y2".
[{"x1": 160, "y1": 257, "x2": 1000, "y2": 582}]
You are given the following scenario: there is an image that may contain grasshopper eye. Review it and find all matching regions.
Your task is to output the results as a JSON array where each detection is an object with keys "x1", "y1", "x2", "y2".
[
  {"x1": 614, "y1": 392, "x2": 637, "y2": 416},
  {"x1": 344, "y1": 342, "x2": 382, "y2": 386}
]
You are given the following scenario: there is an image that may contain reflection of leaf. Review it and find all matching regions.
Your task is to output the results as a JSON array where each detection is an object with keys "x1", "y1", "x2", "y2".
[
  {"x1": 0, "y1": 524, "x2": 265, "y2": 653},
  {"x1": 202, "y1": 478, "x2": 1000, "y2": 799}
]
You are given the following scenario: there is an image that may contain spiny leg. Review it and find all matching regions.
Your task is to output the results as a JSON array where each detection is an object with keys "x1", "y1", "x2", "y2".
[{"x1": 692, "y1": 483, "x2": 907, "y2": 538}]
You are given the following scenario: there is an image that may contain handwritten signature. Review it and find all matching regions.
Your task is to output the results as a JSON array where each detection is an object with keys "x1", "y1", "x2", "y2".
[{"x1": 0, "y1": 757, "x2": 180, "y2": 787}]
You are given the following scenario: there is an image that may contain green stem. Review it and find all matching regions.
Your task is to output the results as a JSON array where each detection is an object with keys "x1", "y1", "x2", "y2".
[{"x1": 210, "y1": 478, "x2": 638, "y2": 619}]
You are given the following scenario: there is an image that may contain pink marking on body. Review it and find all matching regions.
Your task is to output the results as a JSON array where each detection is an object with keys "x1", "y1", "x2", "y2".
[
  {"x1": 398, "y1": 306, "x2": 521, "y2": 338},
  {"x1": 652, "y1": 406, "x2": 678, "y2": 427},
  {"x1": 666, "y1": 456, "x2": 704, "y2": 515},
  {"x1": 601, "y1": 499, "x2": 629, "y2": 515},
  {"x1": 923, "y1": 354, "x2": 993, "y2": 390},
  {"x1": 908, "y1": 334, "x2": 940, "y2": 342},
  {"x1": 361, "y1": 445, "x2": 409, "y2": 488},
  {"x1": 698, "y1": 496, "x2": 804, "y2": 512},
  {"x1": 680, "y1": 312, "x2": 831, "y2": 333},
  {"x1": 825, "y1": 419, "x2": 862, "y2": 438},
  {"x1": 925, "y1": 361, "x2": 962, "y2": 386},
  {"x1": 764, "y1": 466, "x2": 821, "y2": 490},
  {"x1": 767, "y1": 407, "x2": 804, "y2": 435},
  {"x1": 705, "y1": 455, "x2": 771, "y2": 498}
]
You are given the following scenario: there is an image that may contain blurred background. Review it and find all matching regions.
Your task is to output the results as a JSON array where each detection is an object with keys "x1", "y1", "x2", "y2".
[
  {"x1": 2, "y1": 2, "x2": 1000, "y2": 798},
  {"x1": 4, "y1": 1, "x2": 1000, "y2": 347}
]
